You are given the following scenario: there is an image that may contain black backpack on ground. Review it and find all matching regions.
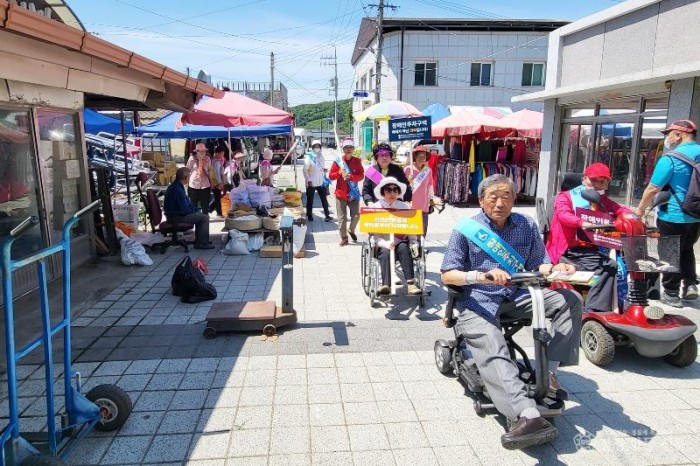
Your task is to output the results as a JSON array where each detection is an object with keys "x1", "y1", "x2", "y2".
[
  {"x1": 666, "y1": 150, "x2": 700, "y2": 219},
  {"x1": 171, "y1": 256, "x2": 217, "y2": 303}
]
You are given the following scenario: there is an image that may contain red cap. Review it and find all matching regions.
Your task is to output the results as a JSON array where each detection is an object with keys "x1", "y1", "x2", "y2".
[
  {"x1": 661, "y1": 119, "x2": 697, "y2": 135},
  {"x1": 412, "y1": 145, "x2": 429, "y2": 154},
  {"x1": 584, "y1": 162, "x2": 612, "y2": 180}
]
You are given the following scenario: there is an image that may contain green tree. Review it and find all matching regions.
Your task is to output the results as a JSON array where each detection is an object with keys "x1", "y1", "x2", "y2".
[{"x1": 290, "y1": 99, "x2": 353, "y2": 133}]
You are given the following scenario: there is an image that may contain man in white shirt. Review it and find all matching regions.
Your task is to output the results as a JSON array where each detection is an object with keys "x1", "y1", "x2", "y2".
[{"x1": 304, "y1": 140, "x2": 332, "y2": 222}]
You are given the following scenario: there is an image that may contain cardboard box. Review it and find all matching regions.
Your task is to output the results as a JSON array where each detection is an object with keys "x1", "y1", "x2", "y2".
[
  {"x1": 259, "y1": 244, "x2": 305, "y2": 259},
  {"x1": 141, "y1": 151, "x2": 164, "y2": 165}
]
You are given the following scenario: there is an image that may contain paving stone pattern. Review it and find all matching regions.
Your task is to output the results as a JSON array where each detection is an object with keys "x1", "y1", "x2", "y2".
[{"x1": 2, "y1": 200, "x2": 700, "y2": 465}]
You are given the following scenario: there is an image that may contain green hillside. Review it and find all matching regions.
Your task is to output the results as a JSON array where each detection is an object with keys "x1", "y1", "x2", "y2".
[{"x1": 291, "y1": 99, "x2": 353, "y2": 134}]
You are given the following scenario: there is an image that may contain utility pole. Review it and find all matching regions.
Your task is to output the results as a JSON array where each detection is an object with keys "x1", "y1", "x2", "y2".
[
  {"x1": 368, "y1": 0, "x2": 397, "y2": 144},
  {"x1": 270, "y1": 52, "x2": 275, "y2": 108},
  {"x1": 321, "y1": 46, "x2": 339, "y2": 146}
]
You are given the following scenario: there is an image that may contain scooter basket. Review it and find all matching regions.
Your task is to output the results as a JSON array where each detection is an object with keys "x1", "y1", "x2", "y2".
[{"x1": 620, "y1": 235, "x2": 680, "y2": 273}]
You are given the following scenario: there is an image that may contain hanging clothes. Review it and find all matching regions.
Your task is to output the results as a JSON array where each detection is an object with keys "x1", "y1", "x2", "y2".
[{"x1": 436, "y1": 160, "x2": 471, "y2": 203}]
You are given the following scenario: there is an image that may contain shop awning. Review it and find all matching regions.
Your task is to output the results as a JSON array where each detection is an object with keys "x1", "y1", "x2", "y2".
[
  {"x1": 83, "y1": 109, "x2": 134, "y2": 134},
  {"x1": 431, "y1": 109, "x2": 511, "y2": 139},
  {"x1": 0, "y1": 0, "x2": 224, "y2": 111},
  {"x1": 421, "y1": 103, "x2": 450, "y2": 123},
  {"x1": 181, "y1": 92, "x2": 294, "y2": 127},
  {"x1": 498, "y1": 109, "x2": 543, "y2": 139},
  {"x1": 138, "y1": 111, "x2": 292, "y2": 139}
]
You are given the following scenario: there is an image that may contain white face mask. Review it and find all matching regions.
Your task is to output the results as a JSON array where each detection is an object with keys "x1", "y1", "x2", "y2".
[
  {"x1": 312, "y1": 147, "x2": 321, "y2": 154},
  {"x1": 663, "y1": 135, "x2": 677, "y2": 150}
]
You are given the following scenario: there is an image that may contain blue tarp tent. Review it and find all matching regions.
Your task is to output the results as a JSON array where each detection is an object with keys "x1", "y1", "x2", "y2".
[
  {"x1": 84, "y1": 109, "x2": 133, "y2": 134},
  {"x1": 136, "y1": 111, "x2": 292, "y2": 138},
  {"x1": 422, "y1": 103, "x2": 450, "y2": 124}
]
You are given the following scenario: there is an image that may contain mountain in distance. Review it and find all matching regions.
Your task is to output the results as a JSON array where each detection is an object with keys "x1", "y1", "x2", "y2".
[{"x1": 290, "y1": 99, "x2": 353, "y2": 134}]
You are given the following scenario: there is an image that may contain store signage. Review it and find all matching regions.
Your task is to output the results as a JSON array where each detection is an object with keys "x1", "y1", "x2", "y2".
[
  {"x1": 359, "y1": 208, "x2": 424, "y2": 235},
  {"x1": 389, "y1": 116, "x2": 432, "y2": 141},
  {"x1": 353, "y1": 90, "x2": 369, "y2": 98}
]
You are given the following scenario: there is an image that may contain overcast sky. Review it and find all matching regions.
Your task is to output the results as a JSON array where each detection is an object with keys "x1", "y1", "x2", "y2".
[{"x1": 69, "y1": 0, "x2": 626, "y2": 106}]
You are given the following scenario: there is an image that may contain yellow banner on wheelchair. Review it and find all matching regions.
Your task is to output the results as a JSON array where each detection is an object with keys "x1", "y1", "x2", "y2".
[{"x1": 359, "y1": 208, "x2": 423, "y2": 235}]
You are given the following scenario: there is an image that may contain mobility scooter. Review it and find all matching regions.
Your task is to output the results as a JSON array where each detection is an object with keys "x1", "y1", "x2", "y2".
[
  {"x1": 573, "y1": 189, "x2": 697, "y2": 366},
  {"x1": 434, "y1": 272, "x2": 565, "y2": 442},
  {"x1": 537, "y1": 174, "x2": 697, "y2": 367}
]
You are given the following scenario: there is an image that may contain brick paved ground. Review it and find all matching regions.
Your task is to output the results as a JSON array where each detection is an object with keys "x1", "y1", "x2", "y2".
[{"x1": 2, "y1": 168, "x2": 700, "y2": 464}]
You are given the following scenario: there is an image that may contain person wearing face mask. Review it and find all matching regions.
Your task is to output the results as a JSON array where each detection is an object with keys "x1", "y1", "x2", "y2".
[
  {"x1": 361, "y1": 142, "x2": 412, "y2": 205},
  {"x1": 546, "y1": 162, "x2": 629, "y2": 313},
  {"x1": 304, "y1": 140, "x2": 331, "y2": 222},
  {"x1": 636, "y1": 119, "x2": 700, "y2": 307},
  {"x1": 186, "y1": 142, "x2": 213, "y2": 215}
]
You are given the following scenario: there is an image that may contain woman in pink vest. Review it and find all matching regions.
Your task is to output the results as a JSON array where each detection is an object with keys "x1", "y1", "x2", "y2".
[{"x1": 404, "y1": 145, "x2": 435, "y2": 235}]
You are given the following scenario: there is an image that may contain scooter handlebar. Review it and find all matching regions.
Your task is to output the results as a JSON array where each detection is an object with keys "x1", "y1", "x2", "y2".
[
  {"x1": 10, "y1": 216, "x2": 39, "y2": 238},
  {"x1": 73, "y1": 200, "x2": 101, "y2": 219}
]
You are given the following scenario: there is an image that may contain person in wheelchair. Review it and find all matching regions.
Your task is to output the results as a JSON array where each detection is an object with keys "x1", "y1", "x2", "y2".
[
  {"x1": 370, "y1": 177, "x2": 421, "y2": 296},
  {"x1": 441, "y1": 174, "x2": 582, "y2": 449},
  {"x1": 546, "y1": 163, "x2": 631, "y2": 312}
]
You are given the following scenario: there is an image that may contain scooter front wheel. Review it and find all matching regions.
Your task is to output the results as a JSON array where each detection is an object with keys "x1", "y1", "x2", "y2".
[
  {"x1": 664, "y1": 335, "x2": 698, "y2": 367},
  {"x1": 581, "y1": 320, "x2": 615, "y2": 366}
]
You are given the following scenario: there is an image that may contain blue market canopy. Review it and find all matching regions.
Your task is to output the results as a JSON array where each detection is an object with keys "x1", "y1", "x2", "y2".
[
  {"x1": 84, "y1": 109, "x2": 133, "y2": 134},
  {"x1": 422, "y1": 103, "x2": 450, "y2": 123},
  {"x1": 136, "y1": 111, "x2": 292, "y2": 139}
]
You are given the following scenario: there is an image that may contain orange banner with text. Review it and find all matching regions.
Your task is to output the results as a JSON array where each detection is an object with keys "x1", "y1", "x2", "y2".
[{"x1": 359, "y1": 208, "x2": 424, "y2": 235}]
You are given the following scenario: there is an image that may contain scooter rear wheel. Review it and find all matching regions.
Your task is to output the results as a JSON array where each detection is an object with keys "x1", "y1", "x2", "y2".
[
  {"x1": 581, "y1": 320, "x2": 615, "y2": 366},
  {"x1": 664, "y1": 335, "x2": 698, "y2": 367}
]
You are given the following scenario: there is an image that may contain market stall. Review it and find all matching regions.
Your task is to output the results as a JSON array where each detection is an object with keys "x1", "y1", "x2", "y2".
[{"x1": 431, "y1": 108, "x2": 544, "y2": 205}]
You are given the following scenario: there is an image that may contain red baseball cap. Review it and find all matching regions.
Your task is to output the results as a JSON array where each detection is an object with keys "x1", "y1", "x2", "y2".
[
  {"x1": 661, "y1": 119, "x2": 697, "y2": 135},
  {"x1": 584, "y1": 162, "x2": 612, "y2": 180}
]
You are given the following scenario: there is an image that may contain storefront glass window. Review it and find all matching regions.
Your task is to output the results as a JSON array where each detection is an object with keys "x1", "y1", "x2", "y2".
[
  {"x1": 0, "y1": 109, "x2": 46, "y2": 259},
  {"x1": 564, "y1": 105, "x2": 595, "y2": 118},
  {"x1": 631, "y1": 116, "x2": 666, "y2": 207},
  {"x1": 598, "y1": 98, "x2": 639, "y2": 116},
  {"x1": 595, "y1": 122, "x2": 634, "y2": 204},
  {"x1": 560, "y1": 123, "x2": 593, "y2": 174},
  {"x1": 36, "y1": 110, "x2": 84, "y2": 243},
  {"x1": 643, "y1": 96, "x2": 668, "y2": 113}
]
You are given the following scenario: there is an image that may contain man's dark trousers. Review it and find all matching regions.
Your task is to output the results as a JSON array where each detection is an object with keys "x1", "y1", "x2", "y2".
[
  {"x1": 561, "y1": 246, "x2": 617, "y2": 312},
  {"x1": 657, "y1": 219, "x2": 700, "y2": 294}
]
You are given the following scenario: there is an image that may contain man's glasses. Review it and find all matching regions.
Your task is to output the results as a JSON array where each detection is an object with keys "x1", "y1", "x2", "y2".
[{"x1": 384, "y1": 187, "x2": 401, "y2": 193}]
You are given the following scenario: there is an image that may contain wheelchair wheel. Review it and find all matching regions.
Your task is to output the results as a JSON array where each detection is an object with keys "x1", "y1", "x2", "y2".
[
  {"x1": 369, "y1": 259, "x2": 382, "y2": 308},
  {"x1": 361, "y1": 242, "x2": 371, "y2": 296}
]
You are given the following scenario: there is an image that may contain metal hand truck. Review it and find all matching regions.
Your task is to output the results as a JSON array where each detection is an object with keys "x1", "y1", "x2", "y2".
[{"x1": 1, "y1": 201, "x2": 133, "y2": 465}]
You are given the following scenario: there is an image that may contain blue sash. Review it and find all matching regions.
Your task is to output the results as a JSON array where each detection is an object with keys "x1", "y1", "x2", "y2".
[
  {"x1": 569, "y1": 185, "x2": 591, "y2": 209},
  {"x1": 307, "y1": 152, "x2": 330, "y2": 188},
  {"x1": 455, "y1": 218, "x2": 526, "y2": 274},
  {"x1": 336, "y1": 156, "x2": 361, "y2": 200}
]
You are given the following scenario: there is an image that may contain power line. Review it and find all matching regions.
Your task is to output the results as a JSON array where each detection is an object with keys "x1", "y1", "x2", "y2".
[{"x1": 193, "y1": 6, "x2": 364, "y2": 68}]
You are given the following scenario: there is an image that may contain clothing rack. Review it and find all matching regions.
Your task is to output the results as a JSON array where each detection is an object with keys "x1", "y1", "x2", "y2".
[{"x1": 436, "y1": 159, "x2": 470, "y2": 203}]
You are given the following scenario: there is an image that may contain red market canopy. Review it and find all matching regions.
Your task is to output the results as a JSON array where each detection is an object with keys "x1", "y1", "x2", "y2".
[
  {"x1": 431, "y1": 109, "x2": 511, "y2": 139},
  {"x1": 498, "y1": 109, "x2": 544, "y2": 139},
  {"x1": 180, "y1": 92, "x2": 294, "y2": 128}
]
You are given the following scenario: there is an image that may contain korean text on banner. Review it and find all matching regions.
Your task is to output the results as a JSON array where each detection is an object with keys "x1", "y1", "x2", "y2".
[
  {"x1": 574, "y1": 208, "x2": 621, "y2": 250},
  {"x1": 388, "y1": 116, "x2": 432, "y2": 142},
  {"x1": 359, "y1": 208, "x2": 424, "y2": 235}
]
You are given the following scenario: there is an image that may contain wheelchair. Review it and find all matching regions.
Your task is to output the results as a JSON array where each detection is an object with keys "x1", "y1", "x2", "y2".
[
  {"x1": 434, "y1": 273, "x2": 565, "y2": 422},
  {"x1": 360, "y1": 235, "x2": 429, "y2": 307}
]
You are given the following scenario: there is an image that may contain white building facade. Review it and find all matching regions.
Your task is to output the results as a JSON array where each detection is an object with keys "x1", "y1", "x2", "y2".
[
  {"x1": 350, "y1": 18, "x2": 568, "y2": 151},
  {"x1": 514, "y1": 0, "x2": 700, "y2": 210}
]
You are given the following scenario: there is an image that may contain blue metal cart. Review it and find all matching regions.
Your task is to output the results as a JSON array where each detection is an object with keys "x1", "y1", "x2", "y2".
[{"x1": 1, "y1": 201, "x2": 133, "y2": 465}]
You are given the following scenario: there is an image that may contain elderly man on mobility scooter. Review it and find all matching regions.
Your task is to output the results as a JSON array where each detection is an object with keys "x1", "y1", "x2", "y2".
[
  {"x1": 441, "y1": 174, "x2": 583, "y2": 450},
  {"x1": 546, "y1": 162, "x2": 631, "y2": 312}
]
